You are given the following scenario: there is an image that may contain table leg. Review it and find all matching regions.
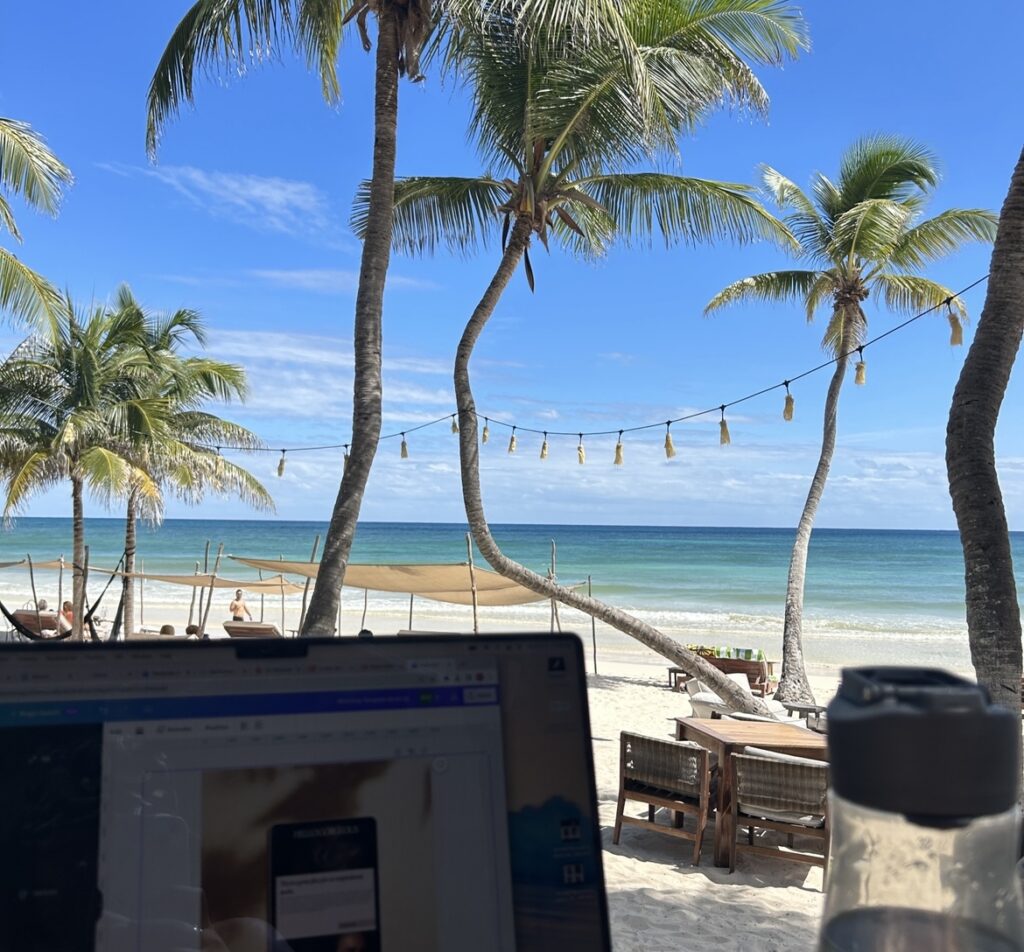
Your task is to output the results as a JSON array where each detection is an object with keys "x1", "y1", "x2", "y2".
[{"x1": 713, "y1": 755, "x2": 731, "y2": 867}]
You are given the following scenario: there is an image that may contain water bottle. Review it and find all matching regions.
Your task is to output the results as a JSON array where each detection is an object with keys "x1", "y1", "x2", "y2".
[{"x1": 820, "y1": 667, "x2": 1024, "y2": 951}]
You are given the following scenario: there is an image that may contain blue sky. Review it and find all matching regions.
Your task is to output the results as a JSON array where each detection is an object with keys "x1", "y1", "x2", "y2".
[{"x1": 2, "y1": 1, "x2": 1022, "y2": 529}]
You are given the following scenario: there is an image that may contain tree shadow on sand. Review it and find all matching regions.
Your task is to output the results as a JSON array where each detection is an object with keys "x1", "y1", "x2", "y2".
[{"x1": 587, "y1": 673, "x2": 671, "y2": 692}]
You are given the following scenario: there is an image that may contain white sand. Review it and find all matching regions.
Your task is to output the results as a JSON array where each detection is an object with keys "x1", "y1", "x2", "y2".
[{"x1": 588, "y1": 658, "x2": 835, "y2": 951}]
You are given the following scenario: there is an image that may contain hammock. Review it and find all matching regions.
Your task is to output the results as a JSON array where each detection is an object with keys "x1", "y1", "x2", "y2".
[{"x1": 0, "y1": 599, "x2": 72, "y2": 642}]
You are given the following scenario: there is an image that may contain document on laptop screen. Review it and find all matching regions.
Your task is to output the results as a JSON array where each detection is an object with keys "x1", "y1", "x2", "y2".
[{"x1": 0, "y1": 636, "x2": 610, "y2": 952}]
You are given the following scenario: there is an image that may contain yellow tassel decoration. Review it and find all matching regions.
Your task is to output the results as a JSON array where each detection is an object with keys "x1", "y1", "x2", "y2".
[
  {"x1": 577, "y1": 438, "x2": 586, "y2": 465},
  {"x1": 614, "y1": 433, "x2": 624, "y2": 466},
  {"x1": 451, "y1": 416, "x2": 459, "y2": 434},
  {"x1": 948, "y1": 312, "x2": 963, "y2": 346},
  {"x1": 482, "y1": 419, "x2": 490, "y2": 444},
  {"x1": 215, "y1": 449, "x2": 224, "y2": 479},
  {"x1": 540, "y1": 435, "x2": 548, "y2": 460},
  {"x1": 783, "y1": 392, "x2": 794, "y2": 421},
  {"x1": 508, "y1": 430, "x2": 517, "y2": 454},
  {"x1": 400, "y1": 435, "x2": 409, "y2": 458},
  {"x1": 277, "y1": 452, "x2": 286, "y2": 477},
  {"x1": 855, "y1": 360, "x2": 866, "y2": 386},
  {"x1": 664, "y1": 425, "x2": 676, "y2": 459},
  {"x1": 719, "y1": 409, "x2": 731, "y2": 446}
]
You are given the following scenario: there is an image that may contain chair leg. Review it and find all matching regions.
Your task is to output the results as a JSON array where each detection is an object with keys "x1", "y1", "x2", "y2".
[
  {"x1": 649, "y1": 804, "x2": 656, "y2": 823},
  {"x1": 787, "y1": 833, "x2": 795, "y2": 848},
  {"x1": 728, "y1": 826, "x2": 736, "y2": 873},
  {"x1": 672, "y1": 809, "x2": 685, "y2": 829},
  {"x1": 613, "y1": 793, "x2": 625, "y2": 844},
  {"x1": 692, "y1": 805, "x2": 706, "y2": 866},
  {"x1": 747, "y1": 826, "x2": 754, "y2": 845}
]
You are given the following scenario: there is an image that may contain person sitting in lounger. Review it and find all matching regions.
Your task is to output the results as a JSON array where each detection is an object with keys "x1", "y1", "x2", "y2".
[{"x1": 229, "y1": 589, "x2": 252, "y2": 622}]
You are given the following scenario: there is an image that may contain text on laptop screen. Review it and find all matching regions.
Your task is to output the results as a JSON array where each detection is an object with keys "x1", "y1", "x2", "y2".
[{"x1": 0, "y1": 635, "x2": 609, "y2": 952}]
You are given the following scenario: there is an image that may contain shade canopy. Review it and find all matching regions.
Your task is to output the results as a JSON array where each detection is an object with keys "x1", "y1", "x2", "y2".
[
  {"x1": 229, "y1": 557, "x2": 568, "y2": 607},
  {"x1": 94, "y1": 570, "x2": 306, "y2": 595},
  {"x1": 0, "y1": 558, "x2": 70, "y2": 570}
]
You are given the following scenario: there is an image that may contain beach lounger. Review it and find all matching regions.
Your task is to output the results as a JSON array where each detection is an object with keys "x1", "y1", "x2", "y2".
[
  {"x1": 11, "y1": 609, "x2": 69, "y2": 638},
  {"x1": 685, "y1": 673, "x2": 787, "y2": 720},
  {"x1": 223, "y1": 621, "x2": 283, "y2": 638},
  {"x1": 729, "y1": 747, "x2": 830, "y2": 876},
  {"x1": 612, "y1": 732, "x2": 713, "y2": 865}
]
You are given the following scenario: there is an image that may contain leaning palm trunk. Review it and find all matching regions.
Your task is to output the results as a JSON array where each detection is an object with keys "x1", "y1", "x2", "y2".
[
  {"x1": 122, "y1": 490, "x2": 138, "y2": 639},
  {"x1": 455, "y1": 217, "x2": 766, "y2": 715},
  {"x1": 302, "y1": 7, "x2": 401, "y2": 636},
  {"x1": 776, "y1": 354, "x2": 847, "y2": 704},
  {"x1": 71, "y1": 474, "x2": 85, "y2": 640},
  {"x1": 946, "y1": 147, "x2": 1024, "y2": 714}
]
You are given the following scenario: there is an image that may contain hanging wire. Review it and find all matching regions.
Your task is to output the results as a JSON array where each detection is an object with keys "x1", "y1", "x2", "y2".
[{"x1": 200, "y1": 275, "x2": 987, "y2": 456}]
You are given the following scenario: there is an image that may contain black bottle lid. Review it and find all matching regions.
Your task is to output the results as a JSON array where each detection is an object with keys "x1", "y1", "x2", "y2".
[{"x1": 827, "y1": 667, "x2": 1020, "y2": 819}]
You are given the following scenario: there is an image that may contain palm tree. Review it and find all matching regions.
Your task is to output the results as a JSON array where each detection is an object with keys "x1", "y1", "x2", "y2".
[
  {"x1": 354, "y1": 0, "x2": 807, "y2": 709},
  {"x1": 706, "y1": 136, "x2": 997, "y2": 703},
  {"x1": 946, "y1": 147, "x2": 1024, "y2": 715},
  {"x1": 0, "y1": 117, "x2": 73, "y2": 330},
  {"x1": 110, "y1": 286, "x2": 273, "y2": 637},
  {"x1": 0, "y1": 301, "x2": 162, "y2": 638}
]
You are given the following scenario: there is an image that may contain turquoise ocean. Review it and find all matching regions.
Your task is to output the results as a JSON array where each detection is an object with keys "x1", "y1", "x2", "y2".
[{"x1": 3, "y1": 518, "x2": 1019, "y2": 673}]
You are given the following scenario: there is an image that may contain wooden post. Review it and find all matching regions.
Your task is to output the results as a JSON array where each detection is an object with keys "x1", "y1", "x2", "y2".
[
  {"x1": 588, "y1": 575, "x2": 598, "y2": 675},
  {"x1": 337, "y1": 593, "x2": 342, "y2": 637},
  {"x1": 197, "y1": 541, "x2": 211, "y2": 628},
  {"x1": 280, "y1": 553, "x2": 286, "y2": 636},
  {"x1": 299, "y1": 534, "x2": 321, "y2": 632},
  {"x1": 82, "y1": 546, "x2": 92, "y2": 639},
  {"x1": 199, "y1": 543, "x2": 223, "y2": 636},
  {"x1": 408, "y1": 593, "x2": 414, "y2": 630},
  {"x1": 360, "y1": 589, "x2": 368, "y2": 631},
  {"x1": 27, "y1": 554, "x2": 42, "y2": 635},
  {"x1": 259, "y1": 569, "x2": 266, "y2": 623},
  {"x1": 466, "y1": 533, "x2": 479, "y2": 635},
  {"x1": 550, "y1": 540, "x2": 562, "y2": 633},
  {"x1": 57, "y1": 554, "x2": 64, "y2": 631},
  {"x1": 139, "y1": 558, "x2": 144, "y2": 629},
  {"x1": 187, "y1": 562, "x2": 200, "y2": 626}
]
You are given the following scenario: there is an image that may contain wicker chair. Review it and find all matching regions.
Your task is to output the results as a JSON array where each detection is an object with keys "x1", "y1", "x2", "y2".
[
  {"x1": 729, "y1": 748, "x2": 829, "y2": 875},
  {"x1": 613, "y1": 732, "x2": 713, "y2": 865}
]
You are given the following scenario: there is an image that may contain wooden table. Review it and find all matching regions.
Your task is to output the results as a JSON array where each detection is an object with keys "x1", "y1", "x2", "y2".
[
  {"x1": 674, "y1": 717, "x2": 829, "y2": 867},
  {"x1": 781, "y1": 701, "x2": 828, "y2": 719}
]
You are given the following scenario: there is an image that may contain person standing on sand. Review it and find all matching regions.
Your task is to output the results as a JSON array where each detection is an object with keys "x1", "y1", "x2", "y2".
[{"x1": 229, "y1": 589, "x2": 252, "y2": 622}]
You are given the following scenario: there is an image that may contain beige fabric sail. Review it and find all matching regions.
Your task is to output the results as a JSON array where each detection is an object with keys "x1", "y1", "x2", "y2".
[
  {"x1": 92, "y1": 570, "x2": 306, "y2": 595},
  {"x1": 229, "y1": 557, "x2": 574, "y2": 607}
]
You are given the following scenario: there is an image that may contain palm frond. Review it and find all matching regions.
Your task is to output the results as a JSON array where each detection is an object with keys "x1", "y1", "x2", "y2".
[
  {"x1": 0, "y1": 118, "x2": 73, "y2": 217},
  {"x1": 836, "y1": 134, "x2": 938, "y2": 206},
  {"x1": 354, "y1": 176, "x2": 507, "y2": 256},
  {"x1": 578, "y1": 173, "x2": 797, "y2": 250},
  {"x1": 704, "y1": 269, "x2": 826, "y2": 314},
  {"x1": 883, "y1": 208, "x2": 998, "y2": 271},
  {"x1": 829, "y1": 198, "x2": 914, "y2": 264},
  {"x1": 804, "y1": 271, "x2": 837, "y2": 322},
  {"x1": 2, "y1": 450, "x2": 62, "y2": 520},
  {"x1": 77, "y1": 446, "x2": 132, "y2": 506},
  {"x1": 0, "y1": 247, "x2": 67, "y2": 333},
  {"x1": 146, "y1": 0, "x2": 298, "y2": 155},
  {"x1": 821, "y1": 302, "x2": 867, "y2": 355},
  {"x1": 872, "y1": 272, "x2": 967, "y2": 320}
]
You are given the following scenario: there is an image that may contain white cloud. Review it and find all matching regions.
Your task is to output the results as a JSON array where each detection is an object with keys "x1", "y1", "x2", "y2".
[
  {"x1": 100, "y1": 162, "x2": 333, "y2": 237},
  {"x1": 249, "y1": 268, "x2": 439, "y2": 293}
]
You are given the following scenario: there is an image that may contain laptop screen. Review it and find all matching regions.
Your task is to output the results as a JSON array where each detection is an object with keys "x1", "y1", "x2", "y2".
[{"x1": 0, "y1": 635, "x2": 610, "y2": 952}]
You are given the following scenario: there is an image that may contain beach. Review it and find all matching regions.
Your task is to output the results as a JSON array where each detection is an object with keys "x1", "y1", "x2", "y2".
[{"x1": 0, "y1": 518, "x2": 993, "y2": 949}]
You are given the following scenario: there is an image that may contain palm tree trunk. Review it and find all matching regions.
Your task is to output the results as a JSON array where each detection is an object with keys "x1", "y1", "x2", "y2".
[
  {"x1": 776, "y1": 354, "x2": 847, "y2": 704},
  {"x1": 301, "y1": 4, "x2": 400, "y2": 636},
  {"x1": 123, "y1": 490, "x2": 137, "y2": 639},
  {"x1": 946, "y1": 147, "x2": 1024, "y2": 714},
  {"x1": 454, "y1": 217, "x2": 765, "y2": 715},
  {"x1": 71, "y1": 474, "x2": 85, "y2": 641}
]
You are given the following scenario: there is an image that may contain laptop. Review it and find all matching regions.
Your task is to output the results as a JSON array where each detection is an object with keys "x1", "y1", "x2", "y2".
[{"x1": 0, "y1": 634, "x2": 611, "y2": 952}]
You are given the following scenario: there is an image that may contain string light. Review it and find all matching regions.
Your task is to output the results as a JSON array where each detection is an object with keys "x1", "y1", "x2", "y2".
[
  {"x1": 614, "y1": 431, "x2": 624, "y2": 466},
  {"x1": 200, "y1": 275, "x2": 986, "y2": 462},
  {"x1": 783, "y1": 381, "x2": 794, "y2": 421},
  {"x1": 343, "y1": 444, "x2": 349, "y2": 471},
  {"x1": 719, "y1": 406, "x2": 731, "y2": 446},
  {"x1": 577, "y1": 434, "x2": 585, "y2": 466},
  {"x1": 277, "y1": 450, "x2": 287, "y2": 477}
]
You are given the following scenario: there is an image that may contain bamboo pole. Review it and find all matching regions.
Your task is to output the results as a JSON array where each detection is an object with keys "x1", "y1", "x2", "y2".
[
  {"x1": 408, "y1": 593, "x2": 414, "y2": 630},
  {"x1": 259, "y1": 569, "x2": 265, "y2": 622},
  {"x1": 550, "y1": 540, "x2": 562, "y2": 633},
  {"x1": 199, "y1": 543, "x2": 223, "y2": 636},
  {"x1": 299, "y1": 534, "x2": 321, "y2": 632},
  {"x1": 466, "y1": 534, "x2": 479, "y2": 635},
  {"x1": 27, "y1": 554, "x2": 42, "y2": 635},
  {"x1": 588, "y1": 575, "x2": 598, "y2": 674},
  {"x1": 337, "y1": 593, "x2": 342, "y2": 637},
  {"x1": 187, "y1": 562, "x2": 200, "y2": 626},
  {"x1": 360, "y1": 589, "x2": 368, "y2": 631},
  {"x1": 139, "y1": 559, "x2": 145, "y2": 629},
  {"x1": 57, "y1": 555, "x2": 65, "y2": 632},
  {"x1": 280, "y1": 553, "x2": 286, "y2": 636},
  {"x1": 82, "y1": 546, "x2": 92, "y2": 639}
]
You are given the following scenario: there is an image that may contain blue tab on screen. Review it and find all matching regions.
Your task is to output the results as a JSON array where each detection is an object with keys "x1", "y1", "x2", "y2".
[{"x1": 0, "y1": 685, "x2": 498, "y2": 726}]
